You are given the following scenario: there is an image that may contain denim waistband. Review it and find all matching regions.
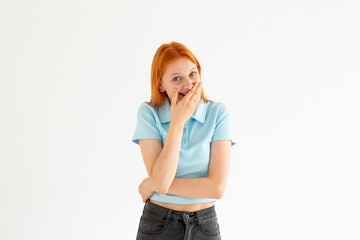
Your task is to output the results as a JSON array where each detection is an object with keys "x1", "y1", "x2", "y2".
[{"x1": 142, "y1": 199, "x2": 217, "y2": 225}]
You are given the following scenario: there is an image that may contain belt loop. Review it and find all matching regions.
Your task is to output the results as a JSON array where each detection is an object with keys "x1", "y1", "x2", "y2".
[
  {"x1": 164, "y1": 209, "x2": 172, "y2": 225},
  {"x1": 195, "y1": 211, "x2": 201, "y2": 225}
]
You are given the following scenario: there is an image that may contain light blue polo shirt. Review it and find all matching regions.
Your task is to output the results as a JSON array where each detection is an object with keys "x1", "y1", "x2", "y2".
[{"x1": 132, "y1": 97, "x2": 236, "y2": 204}]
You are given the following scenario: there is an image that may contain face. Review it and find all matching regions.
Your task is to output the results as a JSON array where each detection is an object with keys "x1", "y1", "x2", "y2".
[{"x1": 159, "y1": 57, "x2": 201, "y2": 103}]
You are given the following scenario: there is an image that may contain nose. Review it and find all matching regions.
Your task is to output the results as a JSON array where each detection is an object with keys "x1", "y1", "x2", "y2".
[{"x1": 183, "y1": 77, "x2": 194, "y2": 90}]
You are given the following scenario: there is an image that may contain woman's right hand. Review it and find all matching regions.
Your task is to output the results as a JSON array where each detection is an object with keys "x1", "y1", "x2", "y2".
[{"x1": 170, "y1": 82, "x2": 203, "y2": 126}]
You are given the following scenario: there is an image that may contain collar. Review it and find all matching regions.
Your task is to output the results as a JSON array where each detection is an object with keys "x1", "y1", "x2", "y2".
[{"x1": 159, "y1": 97, "x2": 207, "y2": 124}]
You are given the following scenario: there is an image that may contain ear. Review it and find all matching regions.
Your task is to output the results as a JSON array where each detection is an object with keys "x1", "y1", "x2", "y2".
[{"x1": 158, "y1": 83, "x2": 164, "y2": 92}]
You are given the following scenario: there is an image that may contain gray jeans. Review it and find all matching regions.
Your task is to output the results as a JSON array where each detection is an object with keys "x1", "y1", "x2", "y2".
[{"x1": 136, "y1": 199, "x2": 222, "y2": 240}]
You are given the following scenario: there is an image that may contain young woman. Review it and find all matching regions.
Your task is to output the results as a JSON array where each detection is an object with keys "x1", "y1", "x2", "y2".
[{"x1": 132, "y1": 41, "x2": 236, "y2": 239}]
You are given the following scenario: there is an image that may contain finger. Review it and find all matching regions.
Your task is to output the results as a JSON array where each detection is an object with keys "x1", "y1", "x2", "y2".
[
  {"x1": 189, "y1": 82, "x2": 202, "y2": 102},
  {"x1": 182, "y1": 82, "x2": 200, "y2": 101},
  {"x1": 195, "y1": 94, "x2": 201, "y2": 103},
  {"x1": 171, "y1": 89, "x2": 178, "y2": 107}
]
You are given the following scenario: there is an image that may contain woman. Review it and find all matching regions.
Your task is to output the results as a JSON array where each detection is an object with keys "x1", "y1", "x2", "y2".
[{"x1": 132, "y1": 41, "x2": 236, "y2": 239}]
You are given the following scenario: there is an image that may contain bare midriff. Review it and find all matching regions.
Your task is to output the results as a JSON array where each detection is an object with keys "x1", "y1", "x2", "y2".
[{"x1": 149, "y1": 199, "x2": 214, "y2": 212}]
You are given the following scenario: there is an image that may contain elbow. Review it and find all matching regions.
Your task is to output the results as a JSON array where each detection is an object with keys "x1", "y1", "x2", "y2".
[
  {"x1": 150, "y1": 177, "x2": 170, "y2": 195},
  {"x1": 214, "y1": 183, "x2": 226, "y2": 199},
  {"x1": 214, "y1": 190, "x2": 224, "y2": 199},
  {"x1": 156, "y1": 188, "x2": 169, "y2": 195},
  {"x1": 155, "y1": 184, "x2": 169, "y2": 195}
]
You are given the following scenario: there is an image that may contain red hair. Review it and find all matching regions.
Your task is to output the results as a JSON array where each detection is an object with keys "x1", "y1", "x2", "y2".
[{"x1": 147, "y1": 41, "x2": 210, "y2": 106}]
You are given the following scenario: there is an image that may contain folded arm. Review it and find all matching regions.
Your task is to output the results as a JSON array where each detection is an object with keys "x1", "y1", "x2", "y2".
[
  {"x1": 138, "y1": 140, "x2": 231, "y2": 201},
  {"x1": 139, "y1": 123, "x2": 184, "y2": 195},
  {"x1": 168, "y1": 140, "x2": 231, "y2": 199},
  {"x1": 167, "y1": 177, "x2": 219, "y2": 198}
]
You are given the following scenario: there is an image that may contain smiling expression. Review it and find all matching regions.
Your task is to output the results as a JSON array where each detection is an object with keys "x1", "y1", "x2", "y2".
[{"x1": 159, "y1": 57, "x2": 201, "y2": 103}]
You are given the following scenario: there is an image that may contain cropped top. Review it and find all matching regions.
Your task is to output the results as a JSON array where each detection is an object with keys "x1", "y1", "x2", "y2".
[{"x1": 132, "y1": 97, "x2": 236, "y2": 204}]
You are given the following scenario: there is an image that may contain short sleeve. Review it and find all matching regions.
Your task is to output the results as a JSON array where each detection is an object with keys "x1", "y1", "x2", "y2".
[
  {"x1": 132, "y1": 103, "x2": 162, "y2": 145},
  {"x1": 211, "y1": 103, "x2": 236, "y2": 146}
]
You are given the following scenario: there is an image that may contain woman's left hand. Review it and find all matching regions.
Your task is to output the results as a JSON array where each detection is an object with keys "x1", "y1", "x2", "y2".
[{"x1": 138, "y1": 177, "x2": 155, "y2": 203}]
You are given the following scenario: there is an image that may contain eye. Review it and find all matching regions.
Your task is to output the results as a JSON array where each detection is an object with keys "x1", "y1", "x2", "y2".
[
  {"x1": 189, "y1": 71, "x2": 197, "y2": 77},
  {"x1": 173, "y1": 76, "x2": 180, "y2": 81}
]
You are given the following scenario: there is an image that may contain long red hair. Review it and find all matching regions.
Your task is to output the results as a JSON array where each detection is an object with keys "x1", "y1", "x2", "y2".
[{"x1": 147, "y1": 41, "x2": 210, "y2": 106}]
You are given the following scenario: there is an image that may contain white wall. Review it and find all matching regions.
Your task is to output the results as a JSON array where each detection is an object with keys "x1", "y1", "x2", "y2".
[{"x1": 1, "y1": 0, "x2": 359, "y2": 239}]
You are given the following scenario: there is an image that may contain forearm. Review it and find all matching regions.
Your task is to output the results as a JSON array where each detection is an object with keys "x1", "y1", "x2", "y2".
[
  {"x1": 167, "y1": 177, "x2": 223, "y2": 199},
  {"x1": 151, "y1": 123, "x2": 183, "y2": 194}
]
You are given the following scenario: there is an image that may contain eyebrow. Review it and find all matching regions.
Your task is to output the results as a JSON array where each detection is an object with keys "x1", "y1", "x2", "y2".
[{"x1": 169, "y1": 67, "x2": 197, "y2": 77}]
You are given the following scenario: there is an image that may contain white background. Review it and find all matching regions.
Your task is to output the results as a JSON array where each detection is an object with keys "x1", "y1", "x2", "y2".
[{"x1": 1, "y1": 0, "x2": 359, "y2": 239}]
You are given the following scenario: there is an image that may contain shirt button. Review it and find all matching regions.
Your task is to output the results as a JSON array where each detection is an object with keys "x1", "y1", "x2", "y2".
[{"x1": 186, "y1": 215, "x2": 190, "y2": 219}]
